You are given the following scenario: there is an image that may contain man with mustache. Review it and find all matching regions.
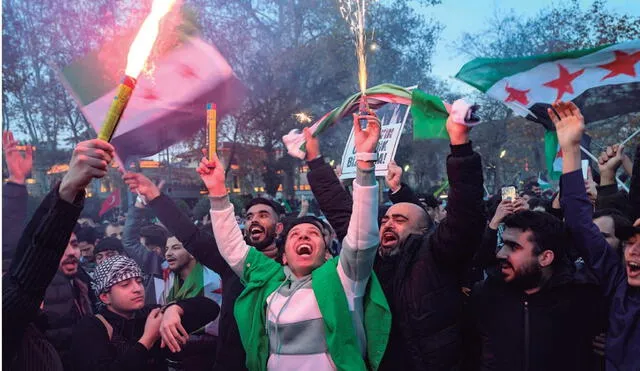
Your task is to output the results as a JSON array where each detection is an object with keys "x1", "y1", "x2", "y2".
[
  {"x1": 300, "y1": 104, "x2": 487, "y2": 370},
  {"x1": 3, "y1": 138, "x2": 115, "y2": 369},
  {"x1": 124, "y1": 171, "x2": 284, "y2": 370},
  {"x1": 467, "y1": 102, "x2": 602, "y2": 371},
  {"x1": 41, "y1": 227, "x2": 96, "y2": 368}
]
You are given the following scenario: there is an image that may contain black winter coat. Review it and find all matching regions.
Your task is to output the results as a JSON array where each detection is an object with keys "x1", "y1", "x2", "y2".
[
  {"x1": 307, "y1": 142, "x2": 486, "y2": 370},
  {"x1": 70, "y1": 296, "x2": 219, "y2": 371},
  {"x1": 468, "y1": 269, "x2": 602, "y2": 371}
]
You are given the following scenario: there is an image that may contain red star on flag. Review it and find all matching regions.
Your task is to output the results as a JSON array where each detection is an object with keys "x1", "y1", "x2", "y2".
[
  {"x1": 598, "y1": 50, "x2": 640, "y2": 80},
  {"x1": 142, "y1": 88, "x2": 159, "y2": 101},
  {"x1": 178, "y1": 63, "x2": 199, "y2": 79},
  {"x1": 543, "y1": 64, "x2": 585, "y2": 101},
  {"x1": 504, "y1": 82, "x2": 530, "y2": 105}
]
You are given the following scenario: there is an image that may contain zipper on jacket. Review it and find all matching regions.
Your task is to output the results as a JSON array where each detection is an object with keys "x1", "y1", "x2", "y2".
[{"x1": 524, "y1": 300, "x2": 530, "y2": 371}]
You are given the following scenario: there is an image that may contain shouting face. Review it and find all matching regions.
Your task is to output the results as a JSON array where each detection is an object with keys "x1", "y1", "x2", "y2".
[
  {"x1": 283, "y1": 223, "x2": 330, "y2": 277},
  {"x1": 379, "y1": 203, "x2": 428, "y2": 257},
  {"x1": 497, "y1": 228, "x2": 553, "y2": 290},
  {"x1": 244, "y1": 204, "x2": 282, "y2": 250},
  {"x1": 59, "y1": 233, "x2": 80, "y2": 276},
  {"x1": 165, "y1": 237, "x2": 193, "y2": 273},
  {"x1": 624, "y1": 233, "x2": 640, "y2": 287}
]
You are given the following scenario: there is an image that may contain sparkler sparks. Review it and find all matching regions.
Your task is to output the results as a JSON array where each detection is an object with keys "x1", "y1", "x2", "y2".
[
  {"x1": 338, "y1": 0, "x2": 368, "y2": 94},
  {"x1": 294, "y1": 112, "x2": 313, "y2": 124}
]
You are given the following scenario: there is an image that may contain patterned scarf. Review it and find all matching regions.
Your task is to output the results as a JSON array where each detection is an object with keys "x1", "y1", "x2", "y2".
[{"x1": 92, "y1": 256, "x2": 142, "y2": 295}]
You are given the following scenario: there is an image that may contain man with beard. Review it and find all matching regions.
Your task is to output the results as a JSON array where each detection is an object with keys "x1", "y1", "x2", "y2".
[
  {"x1": 123, "y1": 171, "x2": 284, "y2": 370},
  {"x1": 243, "y1": 197, "x2": 284, "y2": 257},
  {"x1": 3, "y1": 138, "x2": 114, "y2": 369},
  {"x1": 77, "y1": 225, "x2": 100, "y2": 278},
  {"x1": 42, "y1": 228, "x2": 96, "y2": 367},
  {"x1": 299, "y1": 103, "x2": 487, "y2": 370},
  {"x1": 467, "y1": 210, "x2": 602, "y2": 371},
  {"x1": 467, "y1": 102, "x2": 603, "y2": 371},
  {"x1": 553, "y1": 101, "x2": 640, "y2": 370}
]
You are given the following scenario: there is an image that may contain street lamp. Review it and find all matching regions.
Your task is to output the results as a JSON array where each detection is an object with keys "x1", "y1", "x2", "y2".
[
  {"x1": 403, "y1": 164, "x2": 410, "y2": 172},
  {"x1": 499, "y1": 149, "x2": 507, "y2": 159}
]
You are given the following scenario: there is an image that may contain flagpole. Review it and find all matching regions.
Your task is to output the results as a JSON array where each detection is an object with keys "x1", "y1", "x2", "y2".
[
  {"x1": 580, "y1": 145, "x2": 629, "y2": 192},
  {"x1": 620, "y1": 127, "x2": 640, "y2": 146}
]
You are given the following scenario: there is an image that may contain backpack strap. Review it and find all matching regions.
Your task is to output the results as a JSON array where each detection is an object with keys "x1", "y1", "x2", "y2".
[{"x1": 95, "y1": 314, "x2": 113, "y2": 341}]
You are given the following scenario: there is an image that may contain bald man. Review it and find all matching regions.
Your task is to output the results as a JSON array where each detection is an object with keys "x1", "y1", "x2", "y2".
[
  {"x1": 378, "y1": 202, "x2": 430, "y2": 257},
  {"x1": 303, "y1": 111, "x2": 486, "y2": 370}
]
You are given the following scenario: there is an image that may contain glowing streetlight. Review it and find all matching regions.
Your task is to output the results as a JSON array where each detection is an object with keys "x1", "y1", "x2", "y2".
[
  {"x1": 403, "y1": 164, "x2": 410, "y2": 172},
  {"x1": 370, "y1": 42, "x2": 379, "y2": 52},
  {"x1": 499, "y1": 149, "x2": 507, "y2": 159}
]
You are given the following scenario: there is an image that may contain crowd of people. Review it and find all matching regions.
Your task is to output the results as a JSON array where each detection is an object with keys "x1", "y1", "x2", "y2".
[{"x1": 2, "y1": 101, "x2": 639, "y2": 371}]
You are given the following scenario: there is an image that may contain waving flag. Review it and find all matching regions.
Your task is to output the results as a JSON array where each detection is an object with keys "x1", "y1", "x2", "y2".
[
  {"x1": 456, "y1": 40, "x2": 640, "y2": 179},
  {"x1": 59, "y1": 33, "x2": 244, "y2": 161},
  {"x1": 99, "y1": 190, "x2": 121, "y2": 217}
]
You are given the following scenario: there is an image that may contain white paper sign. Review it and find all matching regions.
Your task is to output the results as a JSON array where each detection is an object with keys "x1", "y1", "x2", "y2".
[{"x1": 339, "y1": 103, "x2": 410, "y2": 180}]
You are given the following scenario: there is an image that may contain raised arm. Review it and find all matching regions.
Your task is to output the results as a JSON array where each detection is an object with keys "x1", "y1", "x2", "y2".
[
  {"x1": 197, "y1": 153, "x2": 250, "y2": 278},
  {"x1": 552, "y1": 102, "x2": 625, "y2": 295},
  {"x1": 121, "y1": 202, "x2": 163, "y2": 277},
  {"x1": 2, "y1": 131, "x2": 32, "y2": 269},
  {"x1": 386, "y1": 160, "x2": 423, "y2": 207},
  {"x1": 303, "y1": 127, "x2": 353, "y2": 241},
  {"x1": 337, "y1": 112, "x2": 380, "y2": 297},
  {"x1": 3, "y1": 139, "x2": 114, "y2": 365},
  {"x1": 124, "y1": 172, "x2": 229, "y2": 275},
  {"x1": 429, "y1": 110, "x2": 486, "y2": 266}
]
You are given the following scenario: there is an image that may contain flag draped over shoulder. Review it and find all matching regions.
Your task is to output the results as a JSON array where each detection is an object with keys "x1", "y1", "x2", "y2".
[
  {"x1": 282, "y1": 84, "x2": 451, "y2": 159},
  {"x1": 456, "y1": 40, "x2": 640, "y2": 179},
  {"x1": 59, "y1": 27, "x2": 244, "y2": 161}
]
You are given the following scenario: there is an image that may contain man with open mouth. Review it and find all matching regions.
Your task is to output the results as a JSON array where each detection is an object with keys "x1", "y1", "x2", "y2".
[
  {"x1": 198, "y1": 111, "x2": 390, "y2": 370},
  {"x1": 556, "y1": 101, "x2": 640, "y2": 371},
  {"x1": 301, "y1": 101, "x2": 486, "y2": 370},
  {"x1": 123, "y1": 171, "x2": 285, "y2": 371}
]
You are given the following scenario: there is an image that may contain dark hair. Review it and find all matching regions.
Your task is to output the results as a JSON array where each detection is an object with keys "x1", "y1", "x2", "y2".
[
  {"x1": 94, "y1": 237, "x2": 124, "y2": 255},
  {"x1": 527, "y1": 197, "x2": 551, "y2": 213},
  {"x1": 593, "y1": 208, "x2": 632, "y2": 241},
  {"x1": 245, "y1": 197, "x2": 285, "y2": 219},
  {"x1": 418, "y1": 193, "x2": 440, "y2": 209},
  {"x1": 502, "y1": 211, "x2": 568, "y2": 265},
  {"x1": 140, "y1": 225, "x2": 169, "y2": 248},
  {"x1": 76, "y1": 226, "x2": 99, "y2": 244}
]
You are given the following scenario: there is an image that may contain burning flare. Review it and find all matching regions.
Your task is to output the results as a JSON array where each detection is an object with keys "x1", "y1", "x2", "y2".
[{"x1": 126, "y1": 0, "x2": 177, "y2": 77}]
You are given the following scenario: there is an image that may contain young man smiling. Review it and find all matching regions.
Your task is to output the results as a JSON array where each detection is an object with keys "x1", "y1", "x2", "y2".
[{"x1": 194, "y1": 112, "x2": 390, "y2": 370}]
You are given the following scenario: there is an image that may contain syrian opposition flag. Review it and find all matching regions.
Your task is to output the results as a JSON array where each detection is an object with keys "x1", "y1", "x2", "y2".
[
  {"x1": 456, "y1": 40, "x2": 640, "y2": 178},
  {"x1": 59, "y1": 34, "x2": 244, "y2": 162},
  {"x1": 99, "y1": 190, "x2": 121, "y2": 217},
  {"x1": 282, "y1": 84, "x2": 454, "y2": 159}
]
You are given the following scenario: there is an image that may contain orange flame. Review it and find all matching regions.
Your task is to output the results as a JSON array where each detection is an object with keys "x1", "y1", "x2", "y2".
[{"x1": 125, "y1": 0, "x2": 177, "y2": 77}]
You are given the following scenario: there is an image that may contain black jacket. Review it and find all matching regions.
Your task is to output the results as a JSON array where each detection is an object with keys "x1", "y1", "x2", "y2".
[
  {"x1": 2, "y1": 182, "x2": 29, "y2": 271},
  {"x1": 70, "y1": 296, "x2": 219, "y2": 371},
  {"x1": 42, "y1": 269, "x2": 94, "y2": 367},
  {"x1": 2, "y1": 184, "x2": 84, "y2": 369},
  {"x1": 148, "y1": 194, "x2": 249, "y2": 371},
  {"x1": 307, "y1": 143, "x2": 486, "y2": 370},
  {"x1": 469, "y1": 269, "x2": 602, "y2": 371}
]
